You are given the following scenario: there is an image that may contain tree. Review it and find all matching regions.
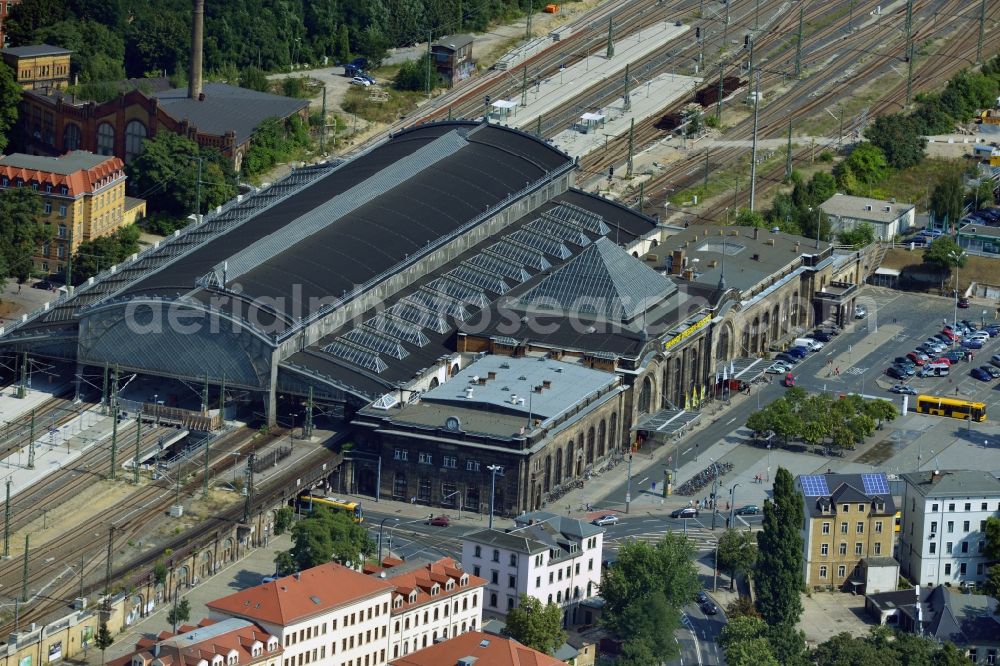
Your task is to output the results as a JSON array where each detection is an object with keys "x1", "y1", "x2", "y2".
[
  {"x1": 719, "y1": 616, "x2": 778, "y2": 666},
  {"x1": 615, "y1": 591, "x2": 678, "y2": 666},
  {"x1": 167, "y1": 597, "x2": 191, "y2": 631},
  {"x1": 394, "y1": 54, "x2": 437, "y2": 92},
  {"x1": 281, "y1": 507, "x2": 375, "y2": 571},
  {"x1": 274, "y1": 551, "x2": 297, "y2": 576},
  {"x1": 986, "y1": 516, "x2": 1000, "y2": 560},
  {"x1": 735, "y1": 207, "x2": 766, "y2": 228},
  {"x1": 806, "y1": 171, "x2": 837, "y2": 205},
  {"x1": 3, "y1": 0, "x2": 68, "y2": 45},
  {"x1": 126, "y1": 132, "x2": 237, "y2": 218},
  {"x1": 274, "y1": 506, "x2": 294, "y2": 535},
  {"x1": 95, "y1": 621, "x2": 114, "y2": 665},
  {"x1": 862, "y1": 398, "x2": 898, "y2": 429},
  {"x1": 152, "y1": 560, "x2": 168, "y2": 587},
  {"x1": 600, "y1": 533, "x2": 698, "y2": 659},
  {"x1": 922, "y1": 236, "x2": 965, "y2": 274},
  {"x1": 864, "y1": 114, "x2": 926, "y2": 169},
  {"x1": 930, "y1": 172, "x2": 965, "y2": 230},
  {"x1": 0, "y1": 62, "x2": 21, "y2": 154},
  {"x1": 838, "y1": 222, "x2": 876, "y2": 249},
  {"x1": 72, "y1": 224, "x2": 141, "y2": 283},
  {"x1": 725, "y1": 595, "x2": 759, "y2": 618},
  {"x1": 717, "y1": 529, "x2": 757, "y2": 590},
  {"x1": 0, "y1": 188, "x2": 49, "y2": 281},
  {"x1": 502, "y1": 594, "x2": 565, "y2": 655},
  {"x1": 240, "y1": 66, "x2": 271, "y2": 92},
  {"x1": 754, "y1": 467, "x2": 805, "y2": 662}
]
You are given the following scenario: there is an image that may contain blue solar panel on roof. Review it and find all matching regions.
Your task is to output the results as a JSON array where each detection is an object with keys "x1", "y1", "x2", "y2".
[
  {"x1": 861, "y1": 473, "x2": 889, "y2": 496},
  {"x1": 800, "y1": 475, "x2": 830, "y2": 497}
]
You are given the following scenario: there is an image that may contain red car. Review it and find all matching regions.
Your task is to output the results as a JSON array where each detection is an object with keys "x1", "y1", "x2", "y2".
[
  {"x1": 906, "y1": 352, "x2": 928, "y2": 366},
  {"x1": 428, "y1": 515, "x2": 451, "y2": 527},
  {"x1": 783, "y1": 373, "x2": 795, "y2": 387},
  {"x1": 940, "y1": 329, "x2": 959, "y2": 341},
  {"x1": 932, "y1": 357, "x2": 953, "y2": 366}
]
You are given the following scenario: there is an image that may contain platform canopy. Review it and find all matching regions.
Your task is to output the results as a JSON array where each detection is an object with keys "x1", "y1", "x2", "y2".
[{"x1": 581, "y1": 112, "x2": 605, "y2": 122}]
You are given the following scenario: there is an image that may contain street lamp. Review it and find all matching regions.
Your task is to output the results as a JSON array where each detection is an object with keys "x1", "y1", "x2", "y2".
[
  {"x1": 377, "y1": 517, "x2": 399, "y2": 562},
  {"x1": 487, "y1": 465, "x2": 503, "y2": 530},
  {"x1": 710, "y1": 458, "x2": 720, "y2": 529},
  {"x1": 766, "y1": 443, "x2": 772, "y2": 482},
  {"x1": 728, "y1": 482, "x2": 742, "y2": 528},
  {"x1": 948, "y1": 250, "x2": 966, "y2": 334}
]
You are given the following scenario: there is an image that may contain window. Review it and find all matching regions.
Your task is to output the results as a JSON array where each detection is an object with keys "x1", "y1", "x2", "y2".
[
  {"x1": 978, "y1": 563, "x2": 985, "y2": 576},
  {"x1": 946, "y1": 542, "x2": 953, "y2": 554},
  {"x1": 857, "y1": 503, "x2": 865, "y2": 512},
  {"x1": 393, "y1": 449, "x2": 408, "y2": 461},
  {"x1": 96, "y1": 122, "x2": 114, "y2": 155},
  {"x1": 44, "y1": 201, "x2": 51, "y2": 214},
  {"x1": 960, "y1": 562, "x2": 967, "y2": 575},
  {"x1": 509, "y1": 553, "x2": 517, "y2": 567},
  {"x1": 508, "y1": 575, "x2": 516, "y2": 589},
  {"x1": 548, "y1": 572, "x2": 553, "y2": 584},
  {"x1": 489, "y1": 593, "x2": 497, "y2": 607},
  {"x1": 964, "y1": 503, "x2": 971, "y2": 511},
  {"x1": 961, "y1": 542, "x2": 969, "y2": 553},
  {"x1": 840, "y1": 522, "x2": 848, "y2": 534},
  {"x1": 490, "y1": 570, "x2": 498, "y2": 585},
  {"x1": 466, "y1": 460, "x2": 480, "y2": 472},
  {"x1": 980, "y1": 541, "x2": 986, "y2": 553},
  {"x1": 474, "y1": 545, "x2": 481, "y2": 558},
  {"x1": 874, "y1": 521, "x2": 883, "y2": 534},
  {"x1": 841, "y1": 504, "x2": 849, "y2": 513},
  {"x1": 837, "y1": 565, "x2": 846, "y2": 578},
  {"x1": 874, "y1": 542, "x2": 882, "y2": 555},
  {"x1": 822, "y1": 522, "x2": 830, "y2": 535},
  {"x1": 443, "y1": 456, "x2": 457, "y2": 469},
  {"x1": 472, "y1": 565, "x2": 480, "y2": 577},
  {"x1": 947, "y1": 521, "x2": 954, "y2": 533},
  {"x1": 820, "y1": 544, "x2": 829, "y2": 556},
  {"x1": 819, "y1": 565, "x2": 828, "y2": 579},
  {"x1": 58, "y1": 204, "x2": 67, "y2": 217},
  {"x1": 855, "y1": 542, "x2": 863, "y2": 555},
  {"x1": 931, "y1": 503, "x2": 938, "y2": 512},
  {"x1": 930, "y1": 521, "x2": 938, "y2": 533},
  {"x1": 948, "y1": 503, "x2": 955, "y2": 512},
  {"x1": 535, "y1": 576, "x2": 541, "y2": 588},
  {"x1": 492, "y1": 549, "x2": 499, "y2": 562},
  {"x1": 929, "y1": 542, "x2": 936, "y2": 554},
  {"x1": 856, "y1": 522, "x2": 864, "y2": 534},
  {"x1": 983, "y1": 503, "x2": 989, "y2": 511},
  {"x1": 963, "y1": 521, "x2": 970, "y2": 532},
  {"x1": 418, "y1": 452, "x2": 433, "y2": 465},
  {"x1": 124, "y1": 120, "x2": 147, "y2": 163}
]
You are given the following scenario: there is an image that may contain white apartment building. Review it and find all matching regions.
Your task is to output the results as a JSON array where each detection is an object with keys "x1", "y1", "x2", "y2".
[
  {"x1": 461, "y1": 511, "x2": 604, "y2": 626},
  {"x1": 207, "y1": 562, "x2": 395, "y2": 666},
  {"x1": 371, "y1": 556, "x2": 485, "y2": 661},
  {"x1": 899, "y1": 470, "x2": 1000, "y2": 587}
]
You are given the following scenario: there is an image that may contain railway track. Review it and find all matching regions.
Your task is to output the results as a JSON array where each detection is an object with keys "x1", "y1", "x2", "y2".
[{"x1": 0, "y1": 396, "x2": 83, "y2": 462}]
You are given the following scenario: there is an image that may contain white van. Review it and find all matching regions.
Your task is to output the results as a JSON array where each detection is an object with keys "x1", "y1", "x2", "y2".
[
  {"x1": 794, "y1": 337, "x2": 823, "y2": 351},
  {"x1": 919, "y1": 363, "x2": 950, "y2": 377}
]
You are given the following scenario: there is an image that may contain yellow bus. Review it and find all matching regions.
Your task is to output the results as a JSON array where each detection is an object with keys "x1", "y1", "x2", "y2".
[
  {"x1": 915, "y1": 395, "x2": 986, "y2": 422},
  {"x1": 296, "y1": 494, "x2": 364, "y2": 523}
]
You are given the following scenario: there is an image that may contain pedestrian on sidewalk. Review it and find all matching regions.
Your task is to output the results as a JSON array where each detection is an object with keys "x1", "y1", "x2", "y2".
[{"x1": 834, "y1": 366, "x2": 840, "y2": 376}]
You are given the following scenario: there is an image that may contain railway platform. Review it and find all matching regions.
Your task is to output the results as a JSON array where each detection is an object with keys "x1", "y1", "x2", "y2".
[
  {"x1": 0, "y1": 385, "x2": 70, "y2": 424},
  {"x1": 494, "y1": 19, "x2": 693, "y2": 132}
]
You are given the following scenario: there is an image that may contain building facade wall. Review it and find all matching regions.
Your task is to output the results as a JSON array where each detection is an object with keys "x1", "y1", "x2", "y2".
[
  {"x1": 803, "y1": 502, "x2": 895, "y2": 589},
  {"x1": 2, "y1": 51, "x2": 70, "y2": 91},
  {"x1": 900, "y1": 485, "x2": 1000, "y2": 587},
  {"x1": 387, "y1": 585, "x2": 482, "y2": 660}
]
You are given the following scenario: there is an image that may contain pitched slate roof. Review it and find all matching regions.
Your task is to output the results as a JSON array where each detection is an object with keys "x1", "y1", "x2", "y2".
[
  {"x1": 900, "y1": 470, "x2": 1000, "y2": 498},
  {"x1": 0, "y1": 151, "x2": 123, "y2": 196},
  {"x1": 388, "y1": 631, "x2": 563, "y2": 666},
  {"x1": 108, "y1": 618, "x2": 280, "y2": 666}
]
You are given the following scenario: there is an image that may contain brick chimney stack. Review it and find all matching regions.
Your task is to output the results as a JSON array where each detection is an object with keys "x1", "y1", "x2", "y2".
[{"x1": 188, "y1": 0, "x2": 204, "y2": 100}]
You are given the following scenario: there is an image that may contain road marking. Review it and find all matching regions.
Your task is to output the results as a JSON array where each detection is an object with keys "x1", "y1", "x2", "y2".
[
  {"x1": 690, "y1": 614, "x2": 704, "y2": 665},
  {"x1": 726, "y1": 418, "x2": 736, "y2": 424},
  {"x1": 639, "y1": 476, "x2": 649, "y2": 485}
]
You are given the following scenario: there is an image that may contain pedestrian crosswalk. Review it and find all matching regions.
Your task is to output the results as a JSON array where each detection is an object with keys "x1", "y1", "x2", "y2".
[{"x1": 606, "y1": 527, "x2": 719, "y2": 551}]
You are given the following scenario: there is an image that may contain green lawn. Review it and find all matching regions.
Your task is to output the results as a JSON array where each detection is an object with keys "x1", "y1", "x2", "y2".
[{"x1": 873, "y1": 158, "x2": 969, "y2": 211}]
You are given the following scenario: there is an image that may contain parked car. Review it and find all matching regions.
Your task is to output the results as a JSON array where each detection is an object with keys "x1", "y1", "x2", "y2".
[
  {"x1": 592, "y1": 514, "x2": 620, "y2": 526},
  {"x1": 991, "y1": 354, "x2": 1000, "y2": 368},
  {"x1": 775, "y1": 353, "x2": 800, "y2": 365},
  {"x1": 766, "y1": 362, "x2": 789, "y2": 374},
  {"x1": 886, "y1": 366, "x2": 907, "y2": 380},
  {"x1": 889, "y1": 384, "x2": 917, "y2": 395},
  {"x1": 349, "y1": 76, "x2": 371, "y2": 86},
  {"x1": 734, "y1": 504, "x2": 760, "y2": 515},
  {"x1": 984, "y1": 365, "x2": 1000, "y2": 379},
  {"x1": 943, "y1": 350, "x2": 966, "y2": 362},
  {"x1": 971, "y1": 367, "x2": 992, "y2": 381},
  {"x1": 931, "y1": 357, "x2": 952, "y2": 367},
  {"x1": 671, "y1": 507, "x2": 699, "y2": 519},
  {"x1": 969, "y1": 331, "x2": 991, "y2": 342},
  {"x1": 963, "y1": 338, "x2": 984, "y2": 349},
  {"x1": 855, "y1": 304, "x2": 867, "y2": 319},
  {"x1": 696, "y1": 590, "x2": 709, "y2": 604},
  {"x1": 783, "y1": 373, "x2": 796, "y2": 387},
  {"x1": 958, "y1": 297, "x2": 971, "y2": 308},
  {"x1": 893, "y1": 356, "x2": 915, "y2": 367},
  {"x1": 906, "y1": 352, "x2": 928, "y2": 365},
  {"x1": 427, "y1": 515, "x2": 451, "y2": 527},
  {"x1": 984, "y1": 326, "x2": 1000, "y2": 337},
  {"x1": 810, "y1": 331, "x2": 832, "y2": 342},
  {"x1": 940, "y1": 329, "x2": 959, "y2": 341},
  {"x1": 787, "y1": 346, "x2": 809, "y2": 358},
  {"x1": 33, "y1": 280, "x2": 53, "y2": 290}
]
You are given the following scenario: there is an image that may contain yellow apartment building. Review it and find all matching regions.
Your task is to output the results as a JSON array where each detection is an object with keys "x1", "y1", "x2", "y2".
[
  {"x1": 798, "y1": 472, "x2": 898, "y2": 590},
  {"x1": 0, "y1": 43, "x2": 70, "y2": 92},
  {"x1": 0, "y1": 151, "x2": 145, "y2": 276}
]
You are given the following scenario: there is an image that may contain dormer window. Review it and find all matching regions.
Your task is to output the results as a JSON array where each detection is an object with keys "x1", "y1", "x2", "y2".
[
  {"x1": 431, "y1": 584, "x2": 439, "y2": 596},
  {"x1": 227, "y1": 653, "x2": 237, "y2": 665},
  {"x1": 409, "y1": 591, "x2": 417, "y2": 603},
  {"x1": 133, "y1": 656, "x2": 146, "y2": 666},
  {"x1": 393, "y1": 597, "x2": 403, "y2": 609},
  {"x1": 446, "y1": 580, "x2": 454, "y2": 591},
  {"x1": 460, "y1": 574, "x2": 468, "y2": 586}
]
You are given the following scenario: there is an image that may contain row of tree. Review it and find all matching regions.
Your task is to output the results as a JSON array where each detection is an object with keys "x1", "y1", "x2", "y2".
[
  {"x1": 5, "y1": 0, "x2": 564, "y2": 82},
  {"x1": 746, "y1": 388, "x2": 897, "y2": 451}
]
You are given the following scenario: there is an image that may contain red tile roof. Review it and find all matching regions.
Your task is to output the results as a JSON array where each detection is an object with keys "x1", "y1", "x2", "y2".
[
  {"x1": 207, "y1": 562, "x2": 394, "y2": 626},
  {"x1": 388, "y1": 631, "x2": 563, "y2": 666},
  {"x1": 108, "y1": 618, "x2": 280, "y2": 666},
  {"x1": 0, "y1": 151, "x2": 124, "y2": 197},
  {"x1": 368, "y1": 557, "x2": 486, "y2": 615}
]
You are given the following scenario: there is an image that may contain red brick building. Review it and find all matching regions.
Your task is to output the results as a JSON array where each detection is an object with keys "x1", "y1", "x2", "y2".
[{"x1": 0, "y1": 0, "x2": 21, "y2": 47}]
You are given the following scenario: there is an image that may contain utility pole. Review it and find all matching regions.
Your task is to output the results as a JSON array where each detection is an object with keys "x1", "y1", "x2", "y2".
[
  {"x1": 754, "y1": 0, "x2": 760, "y2": 30},
  {"x1": 201, "y1": 373, "x2": 209, "y2": 413},
  {"x1": 638, "y1": 181, "x2": 644, "y2": 214},
  {"x1": 65, "y1": 226, "x2": 73, "y2": 292},
  {"x1": 319, "y1": 85, "x2": 327, "y2": 153},
  {"x1": 710, "y1": 462, "x2": 719, "y2": 529},
  {"x1": 426, "y1": 30, "x2": 433, "y2": 100},
  {"x1": 905, "y1": 0, "x2": 915, "y2": 104},
  {"x1": 746, "y1": 31, "x2": 755, "y2": 82},
  {"x1": 704, "y1": 151, "x2": 710, "y2": 188},
  {"x1": 195, "y1": 156, "x2": 202, "y2": 219},
  {"x1": 794, "y1": 5, "x2": 804, "y2": 78},
  {"x1": 625, "y1": 453, "x2": 633, "y2": 513},
  {"x1": 785, "y1": 118, "x2": 794, "y2": 180},
  {"x1": 749, "y1": 72, "x2": 761, "y2": 212},
  {"x1": 525, "y1": 0, "x2": 532, "y2": 39},
  {"x1": 110, "y1": 367, "x2": 118, "y2": 480},
  {"x1": 723, "y1": 1, "x2": 730, "y2": 48},
  {"x1": 716, "y1": 61, "x2": 724, "y2": 122},
  {"x1": 606, "y1": 16, "x2": 614, "y2": 59},
  {"x1": 21, "y1": 534, "x2": 29, "y2": 602},
  {"x1": 536, "y1": 115, "x2": 542, "y2": 137},
  {"x1": 838, "y1": 104, "x2": 845, "y2": 147},
  {"x1": 3, "y1": 478, "x2": 10, "y2": 558},
  {"x1": 304, "y1": 386, "x2": 314, "y2": 439},
  {"x1": 848, "y1": 0, "x2": 855, "y2": 32},
  {"x1": 132, "y1": 410, "x2": 142, "y2": 484},
  {"x1": 219, "y1": 373, "x2": 226, "y2": 421},
  {"x1": 101, "y1": 365, "x2": 109, "y2": 411},
  {"x1": 623, "y1": 62, "x2": 631, "y2": 111},
  {"x1": 17, "y1": 352, "x2": 27, "y2": 398},
  {"x1": 626, "y1": 118, "x2": 635, "y2": 177},
  {"x1": 203, "y1": 438, "x2": 210, "y2": 498},
  {"x1": 977, "y1": 0, "x2": 986, "y2": 64},
  {"x1": 104, "y1": 525, "x2": 115, "y2": 600},
  {"x1": 520, "y1": 66, "x2": 528, "y2": 108},
  {"x1": 27, "y1": 410, "x2": 35, "y2": 469},
  {"x1": 242, "y1": 453, "x2": 256, "y2": 524}
]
